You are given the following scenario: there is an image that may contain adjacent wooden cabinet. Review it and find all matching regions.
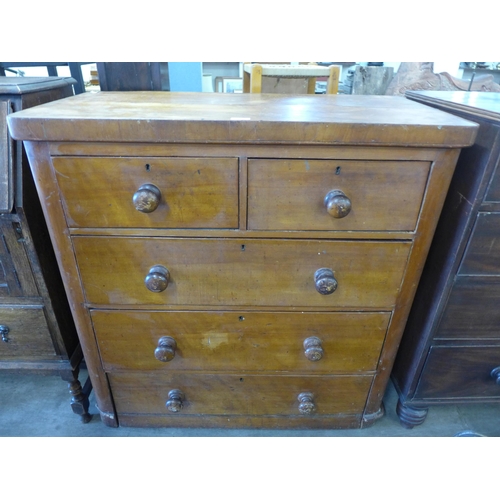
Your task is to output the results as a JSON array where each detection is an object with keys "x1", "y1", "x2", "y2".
[
  {"x1": 7, "y1": 92, "x2": 477, "y2": 428},
  {"x1": 0, "y1": 77, "x2": 91, "y2": 422},
  {"x1": 393, "y1": 91, "x2": 500, "y2": 428}
]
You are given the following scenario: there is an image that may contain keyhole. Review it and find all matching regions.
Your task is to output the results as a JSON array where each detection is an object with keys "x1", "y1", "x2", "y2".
[
  {"x1": 145, "y1": 164, "x2": 151, "y2": 172},
  {"x1": 336, "y1": 166, "x2": 341, "y2": 175},
  {"x1": 241, "y1": 245, "x2": 246, "y2": 251}
]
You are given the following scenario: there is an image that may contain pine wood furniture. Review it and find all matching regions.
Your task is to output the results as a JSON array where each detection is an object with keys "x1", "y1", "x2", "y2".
[
  {"x1": 7, "y1": 91, "x2": 477, "y2": 429},
  {"x1": 0, "y1": 76, "x2": 91, "y2": 422},
  {"x1": 243, "y1": 64, "x2": 340, "y2": 94},
  {"x1": 392, "y1": 90, "x2": 500, "y2": 428}
]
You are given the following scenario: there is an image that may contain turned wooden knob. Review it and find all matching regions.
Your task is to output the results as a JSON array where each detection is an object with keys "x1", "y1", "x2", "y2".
[
  {"x1": 166, "y1": 389, "x2": 185, "y2": 412},
  {"x1": 298, "y1": 392, "x2": 316, "y2": 414},
  {"x1": 145, "y1": 265, "x2": 170, "y2": 292},
  {"x1": 0, "y1": 325, "x2": 9, "y2": 343},
  {"x1": 303, "y1": 336, "x2": 323, "y2": 361},
  {"x1": 490, "y1": 367, "x2": 500, "y2": 385},
  {"x1": 132, "y1": 183, "x2": 161, "y2": 213},
  {"x1": 324, "y1": 189, "x2": 351, "y2": 218},
  {"x1": 154, "y1": 336, "x2": 177, "y2": 362},
  {"x1": 314, "y1": 268, "x2": 338, "y2": 295}
]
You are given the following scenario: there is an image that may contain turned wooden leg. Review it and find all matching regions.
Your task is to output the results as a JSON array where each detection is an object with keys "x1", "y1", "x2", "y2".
[
  {"x1": 62, "y1": 368, "x2": 93, "y2": 423},
  {"x1": 396, "y1": 398, "x2": 428, "y2": 429}
]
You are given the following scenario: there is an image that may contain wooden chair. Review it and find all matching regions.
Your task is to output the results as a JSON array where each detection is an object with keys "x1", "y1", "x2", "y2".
[{"x1": 243, "y1": 63, "x2": 341, "y2": 94}]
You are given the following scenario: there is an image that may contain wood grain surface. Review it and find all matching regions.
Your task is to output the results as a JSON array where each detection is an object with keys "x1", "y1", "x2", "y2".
[
  {"x1": 74, "y1": 237, "x2": 411, "y2": 308},
  {"x1": 91, "y1": 310, "x2": 390, "y2": 373}
]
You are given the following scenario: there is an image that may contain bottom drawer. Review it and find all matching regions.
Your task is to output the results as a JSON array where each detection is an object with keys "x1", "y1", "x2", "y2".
[
  {"x1": 108, "y1": 372, "x2": 373, "y2": 417},
  {"x1": 0, "y1": 305, "x2": 55, "y2": 360},
  {"x1": 415, "y1": 346, "x2": 500, "y2": 400}
]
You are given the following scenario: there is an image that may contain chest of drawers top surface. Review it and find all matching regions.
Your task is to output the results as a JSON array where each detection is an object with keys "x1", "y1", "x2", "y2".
[{"x1": 7, "y1": 91, "x2": 477, "y2": 146}]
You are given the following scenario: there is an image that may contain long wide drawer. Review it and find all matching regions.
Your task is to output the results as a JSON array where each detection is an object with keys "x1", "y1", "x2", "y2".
[
  {"x1": 415, "y1": 345, "x2": 500, "y2": 400},
  {"x1": 435, "y1": 276, "x2": 500, "y2": 340},
  {"x1": 91, "y1": 310, "x2": 390, "y2": 373},
  {"x1": 74, "y1": 237, "x2": 411, "y2": 307},
  {"x1": 247, "y1": 159, "x2": 430, "y2": 231},
  {"x1": 52, "y1": 156, "x2": 239, "y2": 229},
  {"x1": 108, "y1": 372, "x2": 373, "y2": 416}
]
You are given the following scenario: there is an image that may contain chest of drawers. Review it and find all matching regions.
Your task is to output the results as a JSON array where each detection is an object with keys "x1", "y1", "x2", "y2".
[
  {"x1": 1, "y1": 77, "x2": 90, "y2": 423},
  {"x1": 7, "y1": 92, "x2": 477, "y2": 429},
  {"x1": 392, "y1": 91, "x2": 500, "y2": 428}
]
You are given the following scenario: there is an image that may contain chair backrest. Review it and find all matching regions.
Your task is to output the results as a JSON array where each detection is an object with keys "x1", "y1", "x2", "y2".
[{"x1": 243, "y1": 63, "x2": 340, "y2": 94}]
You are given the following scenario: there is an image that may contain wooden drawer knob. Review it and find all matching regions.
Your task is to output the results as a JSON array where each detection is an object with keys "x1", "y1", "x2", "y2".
[
  {"x1": 132, "y1": 183, "x2": 161, "y2": 213},
  {"x1": 490, "y1": 367, "x2": 500, "y2": 385},
  {"x1": 324, "y1": 189, "x2": 351, "y2": 218},
  {"x1": 297, "y1": 392, "x2": 316, "y2": 414},
  {"x1": 154, "y1": 336, "x2": 177, "y2": 362},
  {"x1": 145, "y1": 265, "x2": 170, "y2": 292},
  {"x1": 314, "y1": 268, "x2": 338, "y2": 295},
  {"x1": 0, "y1": 325, "x2": 9, "y2": 343},
  {"x1": 166, "y1": 389, "x2": 185, "y2": 412},
  {"x1": 303, "y1": 336, "x2": 323, "y2": 361}
]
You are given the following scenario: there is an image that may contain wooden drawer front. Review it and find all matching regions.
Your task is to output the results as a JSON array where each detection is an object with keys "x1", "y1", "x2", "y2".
[
  {"x1": 436, "y1": 276, "x2": 500, "y2": 340},
  {"x1": 52, "y1": 156, "x2": 239, "y2": 229},
  {"x1": 0, "y1": 306, "x2": 55, "y2": 359},
  {"x1": 415, "y1": 346, "x2": 500, "y2": 400},
  {"x1": 74, "y1": 237, "x2": 411, "y2": 308},
  {"x1": 247, "y1": 159, "x2": 430, "y2": 231},
  {"x1": 459, "y1": 213, "x2": 500, "y2": 275},
  {"x1": 108, "y1": 372, "x2": 373, "y2": 416},
  {"x1": 92, "y1": 310, "x2": 389, "y2": 373}
]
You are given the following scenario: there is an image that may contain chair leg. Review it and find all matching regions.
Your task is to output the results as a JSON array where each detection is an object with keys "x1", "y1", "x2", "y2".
[
  {"x1": 47, "y1": 65, "x2": 58, "y2": 77},
  {"x1": 326, "y1": 65, "x2": 340, "y2": 94},
  {"x1": 68, "y1": 63, "x2": 86, "y2": 94},
  {"x1": 307, "y1": 77, "x2": 317, "y2": 94},
  {"x1": 250, "y1": 64, "x2": 263, "y2": 93}
]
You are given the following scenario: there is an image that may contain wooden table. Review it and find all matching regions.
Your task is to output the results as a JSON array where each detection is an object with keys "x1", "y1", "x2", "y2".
[
  {"x1": 392, "y1": 91, "x2": 500, "y2": 428},
  {"x1": 7, "y1": 91, "x2": 477, "y2": 429},
  {"x1": 0, "y1": 77, "x2": 91, "y2": 423}
]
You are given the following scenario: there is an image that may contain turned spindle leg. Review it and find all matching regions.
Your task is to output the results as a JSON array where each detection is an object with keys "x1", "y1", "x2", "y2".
[{"x1": 62, "y1": 368, "x2": 93, "y2": 423}]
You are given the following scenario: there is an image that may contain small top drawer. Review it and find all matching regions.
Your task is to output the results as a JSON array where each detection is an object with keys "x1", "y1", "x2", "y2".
[
  {"x1": 247, "y1": 159, "x2": 430, "y2": 231},
  {"x1": 52, "y1": 156, "x2": 239, "y2": 229}
]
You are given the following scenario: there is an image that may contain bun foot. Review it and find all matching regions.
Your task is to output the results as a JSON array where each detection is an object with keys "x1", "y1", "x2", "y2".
[{"x1": 396, "y1": 399, "x2": 428, "y2": 429}]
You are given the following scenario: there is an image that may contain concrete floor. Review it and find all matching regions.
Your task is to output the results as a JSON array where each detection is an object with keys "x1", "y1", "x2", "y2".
[{"x1": 0, "y1": 370, "x2": 497, "y2": 437}]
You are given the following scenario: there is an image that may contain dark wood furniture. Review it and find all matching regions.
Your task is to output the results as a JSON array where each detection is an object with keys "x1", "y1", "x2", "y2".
[
  {"x1": 7, "y1": 92, "x2": 477, "y2": 429},
  {"x1": 0, "y1": 64, "x2": 91, "y2": 94},
  {"x1": 96, "y1": 63, "x2": 166, "y2": 91},
  {"x1": 392, "y1": 90, "x2": 500, "y2": 428},
  {"x1": 0, "y1": 77, "x2": 91, "y2": 423}
]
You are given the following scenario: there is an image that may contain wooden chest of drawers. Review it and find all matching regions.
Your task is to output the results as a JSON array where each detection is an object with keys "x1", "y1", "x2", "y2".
[
  {"x1": 7, "y1": 92, "x2": 477, "y2": 429},
  {"x1": 0, "y1": 77, "x2": 90, "y2": 423},
  {"x1": 392, "y1": 91, "x2": 500, "y2": 428}
]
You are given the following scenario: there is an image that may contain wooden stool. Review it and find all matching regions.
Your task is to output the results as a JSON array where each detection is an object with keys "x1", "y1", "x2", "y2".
[{"x1": 243, "y1": 63, "x2": 340, "y2": 94}]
